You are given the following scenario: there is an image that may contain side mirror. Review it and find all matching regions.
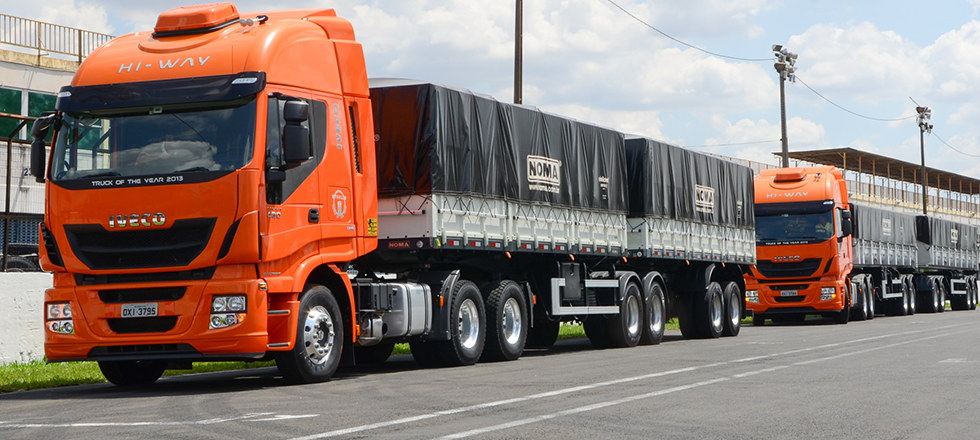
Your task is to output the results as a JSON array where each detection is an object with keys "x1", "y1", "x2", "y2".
[
  {"x1": 29, "y1": 113, "x2": 58, "y2": 183},
  {"x1": 281, "y1": 100, "x2": 311, "y2": 168},
  {"x1": 841, "y1": 210, "x2": 853, "y2": 237}
]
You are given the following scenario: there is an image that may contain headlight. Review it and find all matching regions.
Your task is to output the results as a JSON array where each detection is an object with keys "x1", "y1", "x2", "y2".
[
  {"x1": 46, "y1": 302, "x2": 74, "y2": 334},
  {"x1": 745, "y1": 290, "x2": 759, "y2": 303},
  {"x1": 210, "y1": 295, "x2": 247, "y2": 329},
  {"x1": 820, "y1": 287, "x2": 836, "y2": 301}
]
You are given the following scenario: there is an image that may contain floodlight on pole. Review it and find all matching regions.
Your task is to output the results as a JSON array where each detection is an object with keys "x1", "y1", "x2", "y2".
[
  {"x1": 916, "y1": 105, "x2": 933, "y2": 215},
  {"x1": 773, "y1": 45, "x2": 797, "y2": 168}
]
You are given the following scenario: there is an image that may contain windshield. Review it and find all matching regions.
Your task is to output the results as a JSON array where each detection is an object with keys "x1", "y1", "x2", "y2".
[
  {"x1": 756, "y1": 211, "x2": 835, "y2": 243},
  {"x1": 50, "y1": 99, "x2": 256, "y2": 182}
]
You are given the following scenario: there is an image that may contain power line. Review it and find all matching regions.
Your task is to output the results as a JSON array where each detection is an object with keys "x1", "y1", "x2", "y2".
[
  {"x1": 602, "y1": 0, "x2": 771, "y2": 62},
  {"x1": 685, "y1": 139, "x2": 781, "y2": 148},
  {"x1": 795, "y1": 75, "x2": 917, "y2": 122},
  {"x1": 931, "y1": 131, "x2": 980, "y2": 158}
]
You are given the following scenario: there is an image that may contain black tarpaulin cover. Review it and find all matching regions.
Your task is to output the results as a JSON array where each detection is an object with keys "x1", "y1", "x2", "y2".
[
  {"x1": 916, "y1": 215, "x2": 978, "y2": 251},
  {"x1": 369, "y1": 79, "x2": 627, "y2": 213},
  {"x1": 849, "y1": 203, "x2": 916, "y2": 245},
  {"x1": 625, "y1": 137, "x2": 754, "y2": 228}
]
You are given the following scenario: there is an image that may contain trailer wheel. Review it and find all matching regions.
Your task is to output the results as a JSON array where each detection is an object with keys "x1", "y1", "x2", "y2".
[
  {"x1": 606, "y1": 281, "x2": 643, "y2": 348},
  {"x1": 434, "y1": 280, "x2": 486, "y2": 366},
  {"x1": 938, "y1": 282, "x2": 946, "y2": 313},
  {"x1": 276, "y1": 284, "x2": 344, "y2": 384},
  {"x1": 584, "y1": 316, "x2": 610, "y2": 348},
  {"x1": 480, "y1": 280, "x2": 527, "y2": 362},
  {"x1": 409, "y1": 340, "x2": 443, "y2": 368},
  {"x1": 354, "y1": 343, "x2": 395, "y2": 365},
  {"x1": 694, "y1": 282, "x2": 724, "y2": 339},
  {"x1": 970, "y1": 281, "x2": 977, "y2": 310},
  {"x1": 907, "y1": 280, "x2": 916, "y2": 315},
  {"x1": 721, "y1": 282, "x2": 742, "y2": 337},
  {"x1": 527, "y1": 313, "x2": 560, "y2": 348},
  {"x1": 918, "y1": 279, "x2": 940, "y2": 314},
  {"x1": 98, "y1": 360, "x2": 166, "y2": 386},
  {"x1": 639, "y1": 282, "x2": 666, "y2": 345}
]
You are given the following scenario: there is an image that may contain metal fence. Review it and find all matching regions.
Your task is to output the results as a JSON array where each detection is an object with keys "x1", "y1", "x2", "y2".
[{"x1": 0, "y1": 14, "x2": 113, "y2": 63}]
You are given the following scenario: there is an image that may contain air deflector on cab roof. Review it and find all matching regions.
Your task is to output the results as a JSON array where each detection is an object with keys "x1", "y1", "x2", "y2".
[{"x1": 153, "y1": 2, "x2": 242, "y2": 38}]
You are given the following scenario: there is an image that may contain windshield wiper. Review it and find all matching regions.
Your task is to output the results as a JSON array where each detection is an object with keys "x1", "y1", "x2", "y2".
[
  {"x1": 175, "y1": 166, "x2": 211, "y2": 173},
  {"x1": 86, "y1": 171, "x2": 122, "y2": 178}
]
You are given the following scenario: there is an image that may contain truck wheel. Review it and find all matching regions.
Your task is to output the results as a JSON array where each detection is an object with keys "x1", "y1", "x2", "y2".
[
  {"x1": 639, "y1": 282, "x2": 666, "y2": 345},
  {"x1": 834, "y1": 285, "x2": 850, "y2": 324},
  {"x1": 907, "y1": 281, "x2": 916, "y2": 315},
  {"x1": 276, "y1": 284, "x2": 344, "y2": 384},
  {"x1": 970, "y1": 283, "x2": 977, "y2": 310},
  {"x1": 851, "y1": 282, "x2": 867, "y2": 321},
  {"x1": 752, "y1": 315, "x2": 766, "y2": 326},
  {"x1": 354, "y1": 343, "x2": 395, "y2": 365},
  {"x1": 409, "y1": 340, "x2": 443, "y2": 368},
  {"x1": 866, "y1": 280, "x2": 876, "y2": 320},
  {"x1": 98, "y1": 360, "x2": 166, "y2": 386},
  {"x1": 694, "y1": 282, "x2": 724, "y2": 339},
  {"x1": 527, "y1": 314, "x2": 560, "y2": 348},
  {"x1": 919, "y1": 279, "x2": 940, "y2": 313},
  {"x1": 938, "y1": 282, "x2": 946, "y2": 313},
  {"x1": 434, "y1": 280, "x2": 486, "y2": 366},
  {"x1": 606, "y1": 281, "x2": 643, "y2": 348},
  {"x1": 480, "y1": 280, "x2": 527, "y2": 362},
  {"x1": 721, "y1": 282, "x2": 742, "y2": 337},
  {"x1": 584, "y1": 316, "x2": 610, "y2": 348},
  {"x1": 678, "y1": 293, "x2": 699, "y2": 339}
]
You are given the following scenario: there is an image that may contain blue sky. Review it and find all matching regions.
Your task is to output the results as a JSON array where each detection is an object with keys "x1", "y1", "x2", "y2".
[{"x1": 8, "y1": 0, "x2": 980, "y2": 177}]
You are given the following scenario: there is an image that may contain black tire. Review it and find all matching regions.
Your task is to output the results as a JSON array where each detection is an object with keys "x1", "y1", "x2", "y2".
[
  {"x1": 752, "y1": 315, "x2": 766, "y2": 326},
  {"x1": 938, "y1": 282, "x2": 946, "y2": 313},
  {"x1": 409, "y1": 340, "x2": 443, "y2": 368},
  {"x1": 276, "y1": 284, "x2": 344, "y2": 384},
  {"x1": 639, "y1": 282, "x2": 666, "y2": 345},
  {"x1": 98, "y1": 360, "x2": 167, "y2": 386},
  {"x1": 606, "y1": 281, "x2": 643, "y2": 348},
  {"x1": 851, "y1": 281, "x2": 867, "y2": 321},
  {"x1": 970, "y1": 281, "x2": 978, "y2": 310},
  {"x1": 2, "y1": 255, "x2": 38, "y2": 272},
  {"x1": 678, "y1": 293, "x2": 699, "y2": 339},
  {"x1": 834, "y1": 284, "x2": 850, "y2": 324},
  {"x1": 527, "y1": 314, "x2": 560, "y2": 348},
  {"x1": 919, "y1": 279, "x2": 941, "y2": 314},
  {"x1": 584, "y1": 316, "x2": 610, "y2": 348},
  {"x1": 694, "y1": 282, "x2": 725, "y2": 339},
  {"x1": 354, "y1": 343, "x2": 395, "y2": 365},
  {"x1": 886, "y1": 283, "x2": 909, "y2": 316},
  {"x1": 907, "y1": 281, "x2": 916, "y2": 316},
  {"x1": 480, "y1": 280, "x2": 527, "y2": 362},
  {"x1": 434, "y1": 280, "x2": 486, "y2": 366},
  {"x1": 721, "y1": 282, "x2": 742, "y2": 337},
  {"x1": 866, "y1": 279, "x2": 876, "y2": 320}
]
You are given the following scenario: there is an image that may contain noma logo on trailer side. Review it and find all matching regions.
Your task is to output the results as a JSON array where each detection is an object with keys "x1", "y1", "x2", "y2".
[
  {"x1": 695, "y1": 184, "x2": 715, "y2": 214},
  {"x1": 527, "y1": 155, "x2": 561, "y2": 194}
]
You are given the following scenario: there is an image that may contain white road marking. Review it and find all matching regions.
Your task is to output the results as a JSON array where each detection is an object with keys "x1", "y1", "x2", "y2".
[
  {"x1": 434, "y1": 327, "x2": 974, "y2": 439},
  {"x1": 291, "y1": 323, "x2": 968, "y2": 440},
  {"x1": 0, "y1": 413, "x2": 320, "y2": 429}
]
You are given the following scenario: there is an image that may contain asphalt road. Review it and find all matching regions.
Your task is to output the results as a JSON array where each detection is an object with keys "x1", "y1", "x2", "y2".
[{"x1": 3, "y1": 310, "x2": 980, "y2": 440}]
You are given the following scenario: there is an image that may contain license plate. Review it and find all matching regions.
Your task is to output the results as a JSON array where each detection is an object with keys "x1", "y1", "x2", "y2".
[
  {"x1": 121, "y1": 303, "x2": 158, "y2": 318},
  {"x1": 780, "y1": 290, "x2": 798, "y2": 297}
]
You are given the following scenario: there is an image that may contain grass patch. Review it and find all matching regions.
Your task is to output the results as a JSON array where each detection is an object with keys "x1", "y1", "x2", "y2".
[{"x1": 0, "y1": 359, "x2": 276, "y2": 393}]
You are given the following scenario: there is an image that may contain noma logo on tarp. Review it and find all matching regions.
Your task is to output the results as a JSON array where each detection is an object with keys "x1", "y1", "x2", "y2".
[
  {"x1": 695, "y1": 184, "x2": 714, "y2": 214},
  {"x1": 527, "y1": 155, "x2": 561, "y2": 194}
]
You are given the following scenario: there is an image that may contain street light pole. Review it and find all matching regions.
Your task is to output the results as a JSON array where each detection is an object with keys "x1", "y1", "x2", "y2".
[
  {"x1": 916, "y1": 106, "x2": 933, "y2": 215},
  {"x1": 514, "y1": 0, "x2": 522, "y2": 105},
  {"x1": 773, "y1": 45, "x2": 797, "y2": 168}
]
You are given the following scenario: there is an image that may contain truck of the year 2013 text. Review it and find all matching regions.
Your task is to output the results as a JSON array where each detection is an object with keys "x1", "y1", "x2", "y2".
[
  {"x1": 745, "y1": 166, "x2": 978, "y2": 325},
  {"x1": 29, "y1": 3, "x2": 756, "y2": 386}
]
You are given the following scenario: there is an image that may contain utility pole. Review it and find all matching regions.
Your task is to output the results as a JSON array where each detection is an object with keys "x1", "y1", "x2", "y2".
[
  {"x1": 773, "y1": 45, "x2": 797, "y2": 168},
  {"x1": 514, "y1": 0, "x2": 523, "y2": 105},
  {"x1": 916, "y1": 105, "x2": 933, "y2": 215}
]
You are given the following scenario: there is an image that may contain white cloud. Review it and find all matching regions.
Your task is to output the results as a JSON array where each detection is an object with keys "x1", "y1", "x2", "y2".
[{"x1": 37, "y1": 0, "x2": 113, "y2": 34}]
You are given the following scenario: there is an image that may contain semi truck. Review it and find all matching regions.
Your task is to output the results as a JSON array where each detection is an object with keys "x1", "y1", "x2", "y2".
[
  {"x1": 745, "y1": 166, "x2": 978, "y2": 325},
  {"x1": 29, "y1": 2, "x2": 755, "y2": 386}
]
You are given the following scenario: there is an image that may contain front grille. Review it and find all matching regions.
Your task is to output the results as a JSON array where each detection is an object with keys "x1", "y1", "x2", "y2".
[
  {"x1": 756, "y1": 258, "x2": 822, "y2": 279},
  {"x1": 99, "y1": 287, "x2": 186, "y2": 303},
  {"x1": 107, "y1": 316, "x2": 178, "y2": 334},
  {"x1": 774, "y1": 296, "x2": 806, "y2": 303},
  {"x1": 64, "y1": 218, "x2": 216, "y2": 270},
  {"x1": 75, "y1": 267, "x2": 216, "y2": 285}
]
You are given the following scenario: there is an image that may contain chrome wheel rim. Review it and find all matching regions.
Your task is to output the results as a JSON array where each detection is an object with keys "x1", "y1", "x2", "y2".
[
  {"x1": 502, "y1": 297, "x2": 523, "y2": 346},
  {"x1": 728, "y1": 291, "x2": 740, "y2": 327},
  {"x1": 710, "y1": 290, "x2": 723, "y2": 331},
  {"x1": 650, "y1": 295, "x2": 664, "y2": 334},
  {"x1": 304, "y1": 305, "x2": 335, "y2": 365},
  {"x1": 625, "y1": 293, "x2": 641, "y2": 338},
  {"x1": 458, "y1": 298, "x2": 480, "y2": 350}
]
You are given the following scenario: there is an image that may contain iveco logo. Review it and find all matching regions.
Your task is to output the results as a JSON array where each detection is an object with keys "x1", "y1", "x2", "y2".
[
  {"x1": 773, "y1": 255, "x2": 801, "y2": 262},
  {"x1": 109, "y1": 213, "x2": 166, "y2": 229}
]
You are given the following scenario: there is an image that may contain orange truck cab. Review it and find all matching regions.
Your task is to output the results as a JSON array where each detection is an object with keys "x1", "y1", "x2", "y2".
[{"x1": 744, "y1": 166, "x2": 856, "y2": 324}]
